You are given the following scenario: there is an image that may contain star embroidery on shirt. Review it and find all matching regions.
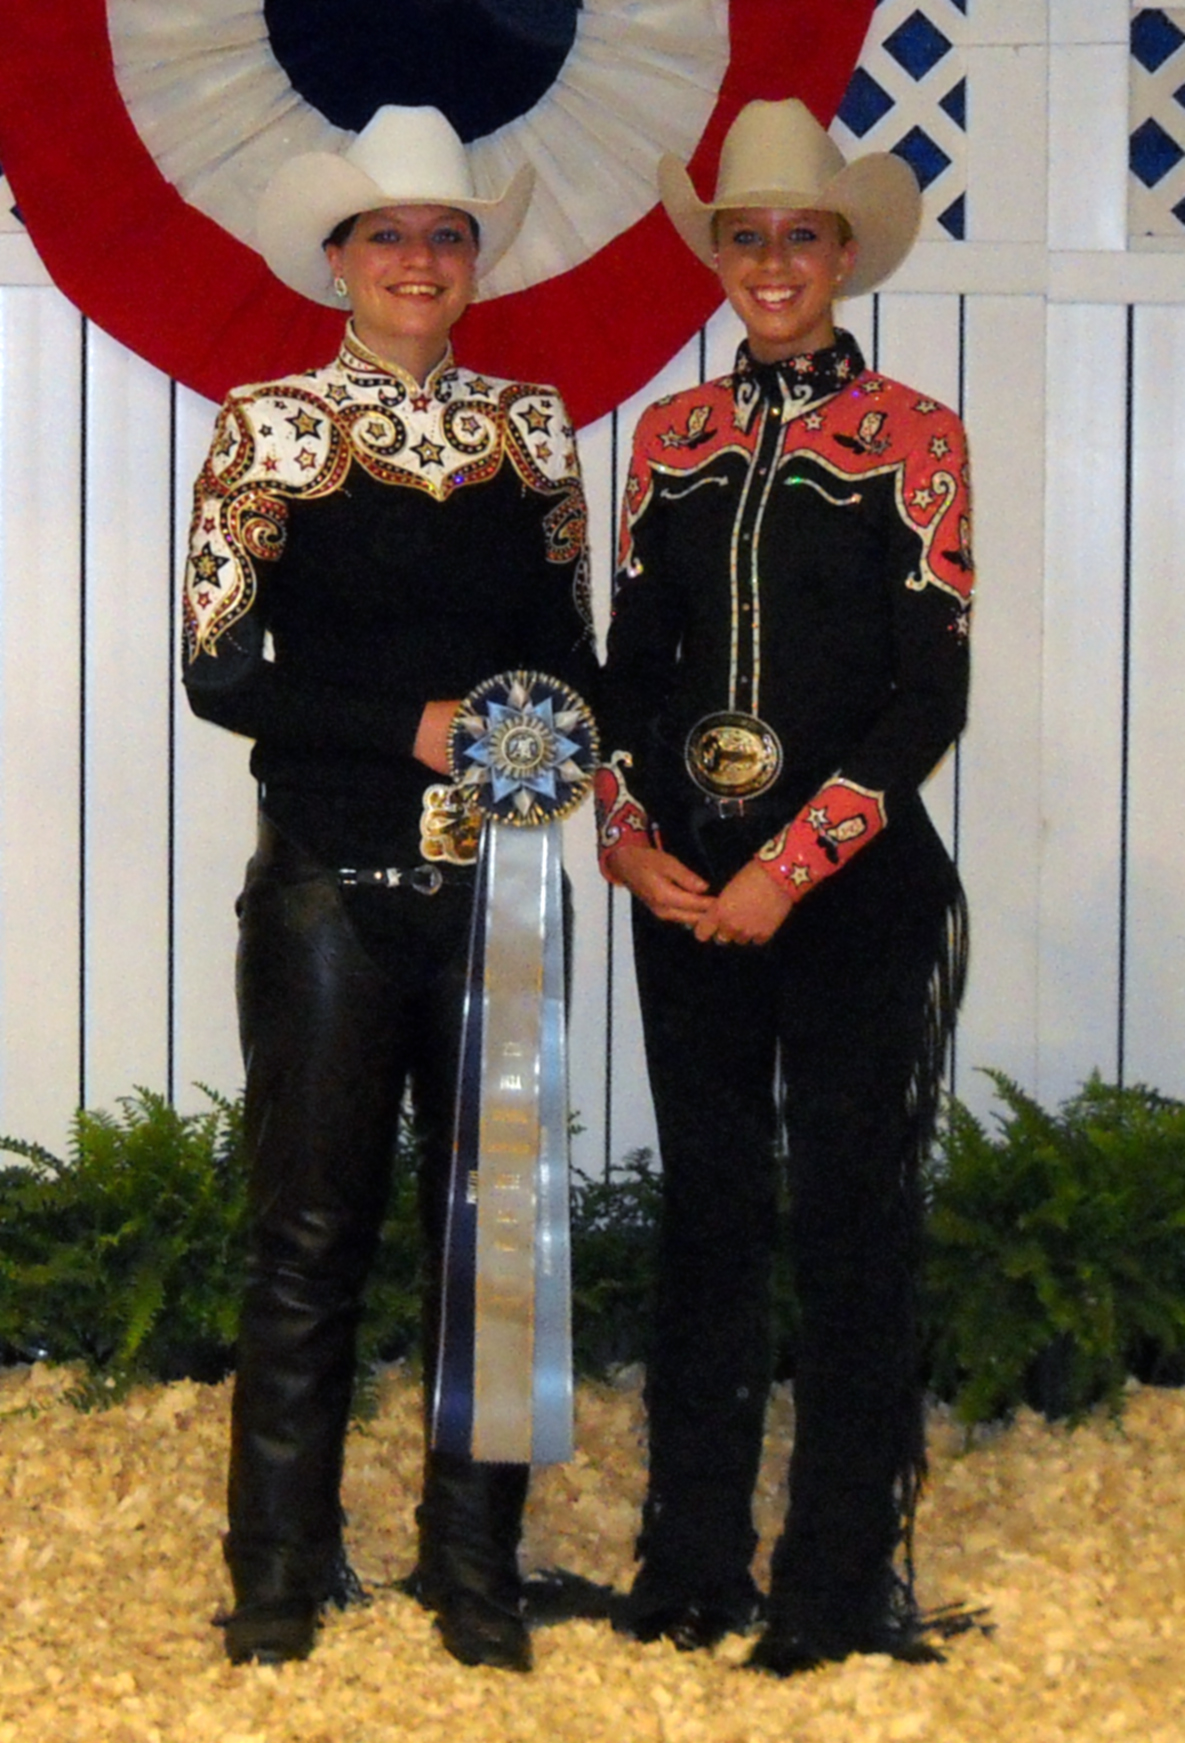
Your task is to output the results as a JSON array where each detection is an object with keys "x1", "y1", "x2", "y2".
[
  {"x1": 790, "y1": 863, "x2": 813, "y2": 888},
  {"x1": 202, "y1": 515, "x2": 216, "y2": 533},
  {"x1": 191, "y1": 543, "x2": 228, "y2": 587},
  {"x1": 535, "y1": 441, "x2": 553, "y2": 462},
  {"x1": 259, "y1": 424, "x2": 274, "y2": 437},
  {"x1": 861, "y1": 379, "x2": 886, "y2": 395},
  {"x1": 807, "y1": 806, "x2": 831, "y2": 831},
  {"x1": 467, "y1": 375, "x2": 493, "y2": 396},
  {"x1": 951, "y1": 608, "x2": 971, "y2": 639},
  {"x1": 791, "y1": 354, "x2": 814, "y2": 374},
  {"x1": 930, "y1": 434, "x2": 951, "y2": 458},
  {"x1": 295, "y1": 447, "x2": 319, "y2": 472},
  {"x1": 524, "y1": 404, "x2": 552, "y2": 434},
  {"x1": 324, "y1": 383, "x2": 352, "y2": 404},
  {"x1": 213, "y1": 429, "x2": 236, "y2": 459},
  {"x1": 912, "y1": 486, "x2": 934, "y2": 509},
  {"x1": 915, "y1": 398, "x2": 938, "y2": 415},
  {"x1": 263, "y1": 455, "x2": 279, "y2": 473},
  {"x1": 412, "y1": 435, "x2": 445, "y2": 469},
  {"x1": 411, "y1": 393, "x2": 432, "y2": 413},
  {"x1": 459, "y1": 414, "x2": 483, "y2": 436},
  {"x1": 287, "y1": 410, "x2": 321, "y2": 439},
  {"x1": 364, "y1": 418, "x2": 391, "y2": 443},
  {"x1": 836, "y1": 357, "x2": 853, "y2": 380},
  {"x1": 196, "y1": 590, "x2": 211, "y2": 608},
  {"x1": 803, "y1": 411, "x2": 824, "y2": 431}
]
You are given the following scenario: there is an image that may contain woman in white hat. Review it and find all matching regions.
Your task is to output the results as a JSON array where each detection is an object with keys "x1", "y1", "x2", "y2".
[
  {"x1": 182, "y1": 105, "x2": 595, "y2": 1672},
  {"x1": 596, "y1": 99, "x2": 975, "y2": 1671}
]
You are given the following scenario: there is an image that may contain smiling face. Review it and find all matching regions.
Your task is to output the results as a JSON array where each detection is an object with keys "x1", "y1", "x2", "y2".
[
  {"x1": 324, "y1": 203, "x2": 479, "y2": 380},
  {"x1": 713, "y1": 207, "x2": 857, "y2": 364}
]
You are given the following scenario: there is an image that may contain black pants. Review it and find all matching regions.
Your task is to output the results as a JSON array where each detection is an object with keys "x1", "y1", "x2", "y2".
[
  {"x1": 226, "y1": 816, "x2": 476, "y2": 1598},
  {"x1": 629, "y1": 804, "x2": 964, "y2": 1610}
]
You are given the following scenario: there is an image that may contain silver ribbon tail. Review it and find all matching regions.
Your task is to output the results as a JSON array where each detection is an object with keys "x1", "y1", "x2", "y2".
[{"x1": 433, "y1": 818, "x2": 574, "y2": 1465}]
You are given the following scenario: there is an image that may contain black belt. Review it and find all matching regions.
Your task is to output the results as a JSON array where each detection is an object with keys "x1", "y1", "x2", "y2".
[
  {"x1": 699, "y1": 795, "x2": 754, "y2": 819},
  {"x1": 337, "y1": 863, "x2": 450, "y2": 895},
  {"x1": 254, "y1": 813, "x2": 471, "y2": 896}
]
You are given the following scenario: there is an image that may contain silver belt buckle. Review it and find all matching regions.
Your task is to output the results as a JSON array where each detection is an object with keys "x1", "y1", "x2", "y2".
[{"x1": 685, "y1": 711, "x2": 783, "y2": 805}]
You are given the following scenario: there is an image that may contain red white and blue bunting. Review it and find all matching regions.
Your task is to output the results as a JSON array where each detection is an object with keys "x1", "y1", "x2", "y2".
[{"x1": 0, "y1": 0, "x2": 874, "y2": 426}]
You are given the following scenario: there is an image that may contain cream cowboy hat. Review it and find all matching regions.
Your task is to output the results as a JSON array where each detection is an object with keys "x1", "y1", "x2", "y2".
[
  {"x1": 255, "y1": 104, "x2": 535, "y2": 303},
  {"x1": 658, "y1": 98, "x2": 921, "y2": 298}
]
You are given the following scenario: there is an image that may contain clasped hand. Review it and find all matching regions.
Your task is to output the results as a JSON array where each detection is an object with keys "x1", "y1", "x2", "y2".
[
  {"x1": 413, "y1": 699, "x2": 463, "y2": 775},
  {"x1": 605, "y1": 841, "x2": 794, "y2": 946}
]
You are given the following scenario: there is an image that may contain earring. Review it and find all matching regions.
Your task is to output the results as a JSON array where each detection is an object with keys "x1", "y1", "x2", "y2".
[{"x1": 333, "y1": 276, "x2": 349, "y2": 299}]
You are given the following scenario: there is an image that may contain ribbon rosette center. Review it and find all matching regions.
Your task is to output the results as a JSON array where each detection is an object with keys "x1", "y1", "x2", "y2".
[{"x1": 453, "y1": 674, "x2": 596, "y2": 824}]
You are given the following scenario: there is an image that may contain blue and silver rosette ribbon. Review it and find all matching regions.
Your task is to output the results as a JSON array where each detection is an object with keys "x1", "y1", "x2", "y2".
[{"x1": 432, "y1": 672, "x2": 598, "y2": 1465}]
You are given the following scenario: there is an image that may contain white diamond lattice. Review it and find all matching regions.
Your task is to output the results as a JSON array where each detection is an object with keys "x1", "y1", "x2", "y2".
[
  {"x1": 831, "y1": 0, "x2": 968, "y2": 246},
  {"x1": 1129, "y1": 6, "x2": 1185, "y2": 245}
]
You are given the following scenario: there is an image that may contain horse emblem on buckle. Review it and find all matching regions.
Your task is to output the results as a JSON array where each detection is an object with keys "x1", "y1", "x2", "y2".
[{"x1": 685, "y1": 711, "x2": 783, "y2": 801}]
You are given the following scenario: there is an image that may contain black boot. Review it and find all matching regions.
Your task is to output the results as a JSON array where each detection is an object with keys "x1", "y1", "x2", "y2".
[
  {"x1": 415, "y1": 1450, "x2": 532, "y2": 1672},
  {"x1": 221, "y1": 1532, "x2": 366, "y2": 1665},
  {"x1": 220, "y1": 1250, "x2": 366, "y2": 1666},
  {"x1": 613, "y1": 1472, "x2": 763, "y2": 1651},
  {"x1": 748, "y1": 1562, "x2": 946, "y2": 1675},
  {"x1": 616, "y1": 1559, "x2": 764, "y2": 1651},
  {"x1": 220, "y1": 1539, "x2": 322, "y2": 1666},
  {"x1": 747, "y1": 1456, "x2": 933, "y2": 1676}
]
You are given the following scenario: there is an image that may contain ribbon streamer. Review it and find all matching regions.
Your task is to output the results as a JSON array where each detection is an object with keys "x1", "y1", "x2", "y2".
[{"x1": 432, "y1": 673, "x2": 596, "y2": 1464}]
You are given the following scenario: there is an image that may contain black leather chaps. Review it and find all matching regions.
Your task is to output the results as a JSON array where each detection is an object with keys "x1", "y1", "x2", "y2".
[{"x1": 225, "y1": 815, "x2": 482, "y2": 1605}]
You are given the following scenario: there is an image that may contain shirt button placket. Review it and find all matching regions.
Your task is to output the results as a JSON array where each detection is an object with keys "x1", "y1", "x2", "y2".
[{"x1": 740, "y1": 397, "x2": 783, "y2": 709}]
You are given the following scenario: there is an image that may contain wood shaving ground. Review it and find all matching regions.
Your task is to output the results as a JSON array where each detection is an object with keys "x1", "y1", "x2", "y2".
[{"x1": 3, "y1": 1363, "x2": 1184, "y2": 1741}]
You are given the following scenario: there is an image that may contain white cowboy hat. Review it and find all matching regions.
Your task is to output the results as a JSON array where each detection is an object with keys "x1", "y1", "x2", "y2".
[
  {"x1": 658, "y1": 98, "x2": 921, "y2": 298},
  {"x1": 255, "y1": 105, "x2": 535, "y2": 303}
]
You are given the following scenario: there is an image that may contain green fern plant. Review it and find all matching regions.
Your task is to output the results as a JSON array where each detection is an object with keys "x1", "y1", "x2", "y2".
[
  {"x1": 16, "y1": 1068, "x2": 1185, "y2": 1430},
  {"x1": 924, "y1": 1070, "x2": 1185, "y2": 1425},
  {"x1": 0, "y1": 1087, "x2": 248, "y2": 1404},
  {"x1": 0, "y1": 1087, "x2": 430, "y2": 1412},
  {"x1": 569, "y1": 1149, "x2": 663, "y2": 1374}
]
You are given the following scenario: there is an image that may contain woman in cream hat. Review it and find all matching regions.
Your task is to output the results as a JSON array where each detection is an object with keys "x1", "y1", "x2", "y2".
[
  {"x1": 596, "y1": 98, "x2": 976, "y2": 1672},
  {"x1": 182, "y1": 104, "x2": 595, "y2": 1673}
]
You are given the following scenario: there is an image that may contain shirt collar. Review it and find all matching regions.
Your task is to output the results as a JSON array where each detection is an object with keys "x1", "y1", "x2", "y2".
[
  {"x1": 732, "y1": 328, "x2": 865, "y2": 425},
  {"x1": 339, "y1": 322, "x2": 456, "y2": 396}
]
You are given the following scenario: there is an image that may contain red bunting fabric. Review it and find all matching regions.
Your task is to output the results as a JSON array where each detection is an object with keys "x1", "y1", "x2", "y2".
[{"x1": 0, "y1": 0, "x2": 874, "y2": 426}]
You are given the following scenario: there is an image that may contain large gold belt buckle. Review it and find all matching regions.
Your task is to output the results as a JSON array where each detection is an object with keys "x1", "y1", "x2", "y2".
[
  {"x1": 685, "y1": 711, "x2": 783, "y2": 801},
  {"x1": 420, "y1": 781, "x2": 484, "y2": 864}
]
